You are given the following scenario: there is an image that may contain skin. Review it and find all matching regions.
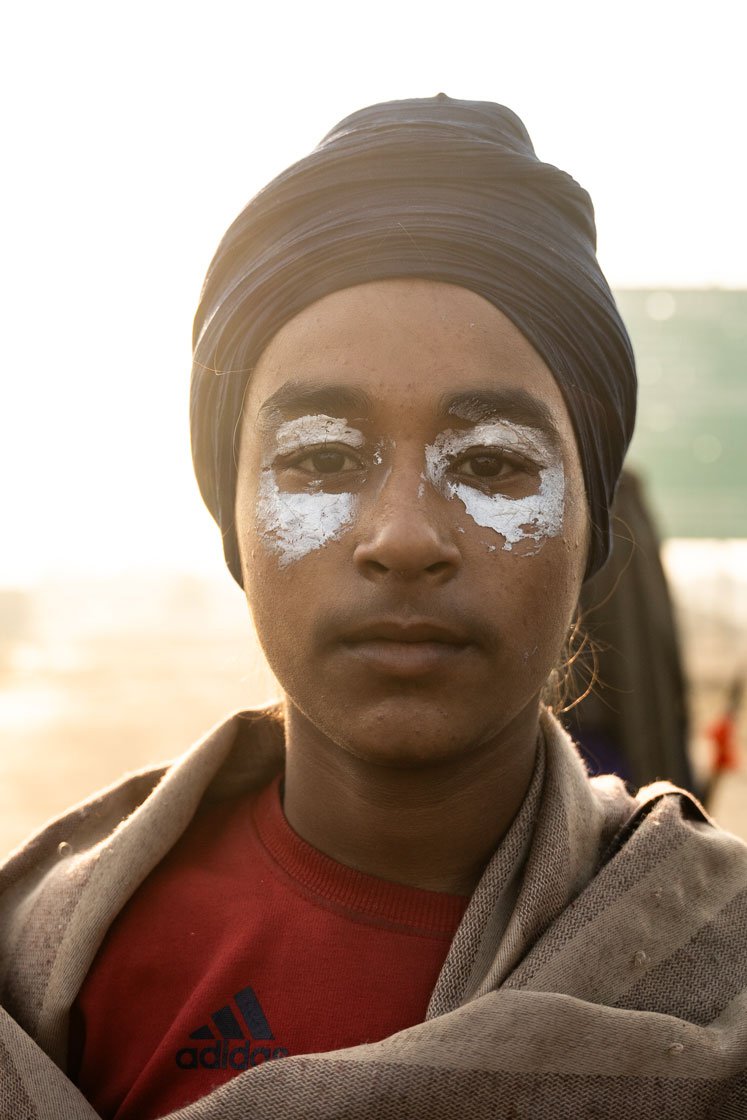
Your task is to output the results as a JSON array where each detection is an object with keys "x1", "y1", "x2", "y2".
[{"x1": 235, "y1": 278, "x2": 590, "y2": 894}]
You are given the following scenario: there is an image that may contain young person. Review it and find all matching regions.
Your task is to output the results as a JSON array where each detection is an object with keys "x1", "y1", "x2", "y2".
[{"x1": 1, "y1": 96, "x2": 745, "y2": 1119}]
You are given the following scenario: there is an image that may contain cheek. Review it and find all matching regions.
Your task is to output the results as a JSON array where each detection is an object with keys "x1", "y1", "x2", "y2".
[
  {"x1": 250, "y1": 469, "x2": 359, "y2": 568},
  {"x1": 237, "y1": 471, "x2": 354, "y2": 671},
  {"x1": 423, "y1": 429, "x2": 567, "y2": 556},
  {"x1": 242, "y1": 544, "x2": 311, "y2": 678},
  {"x1": 450, "y1": 463, "x2": 564, "y2": 554},
  {"x1": 460, "y1": 484, "x2": 588, "y2": 669},
  {"x1": 477, "y1": 542, "x2": 584, "y2": 693}
]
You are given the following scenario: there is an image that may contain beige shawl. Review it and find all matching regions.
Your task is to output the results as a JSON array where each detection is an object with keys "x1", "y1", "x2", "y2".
[{"x1": 0, "y1": 708, "x2": 745, "y2": 1118}]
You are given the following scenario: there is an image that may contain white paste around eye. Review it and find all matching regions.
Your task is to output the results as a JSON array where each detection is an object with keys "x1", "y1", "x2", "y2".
[
  {"x1": 255, "y1": 414, "x2": 364, "y2": 568},
  {"x1": 255, "y1": 474, "x2": 357, "y2": 567},
  {"x1": 424, "y1": 420, "x2": 565, "y2": 552},
  {"x1": 274, "y1": 414, "x2": 365, "y2": 455}
]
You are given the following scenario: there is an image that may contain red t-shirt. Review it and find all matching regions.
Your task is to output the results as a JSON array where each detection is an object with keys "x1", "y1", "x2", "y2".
[{"x1": 71, "y1": 776, "x2": 468, "y2": 1120}]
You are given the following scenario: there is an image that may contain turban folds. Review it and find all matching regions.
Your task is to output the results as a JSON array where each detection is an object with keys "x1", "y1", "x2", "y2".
[{"x1": 190, "y1": 95, "x2": 637, "y2": 583}]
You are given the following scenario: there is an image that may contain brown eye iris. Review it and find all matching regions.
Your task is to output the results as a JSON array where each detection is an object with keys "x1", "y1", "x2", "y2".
[
  {"x1": 466, "y1": 454, "x2": 507, "y2": 478},
  {"x1": 310, "y1": 449, "x2": 348, "y2": 473}
]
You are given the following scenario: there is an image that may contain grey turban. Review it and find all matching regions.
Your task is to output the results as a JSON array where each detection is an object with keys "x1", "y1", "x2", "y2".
[{"x1": 190, "y1": 94, "x2": 637, "y2": 583}]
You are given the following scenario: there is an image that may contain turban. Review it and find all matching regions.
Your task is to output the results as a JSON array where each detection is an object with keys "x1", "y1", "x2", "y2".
[{"x1": 190, "y1": 94, "x2": 637, "y2": 583}]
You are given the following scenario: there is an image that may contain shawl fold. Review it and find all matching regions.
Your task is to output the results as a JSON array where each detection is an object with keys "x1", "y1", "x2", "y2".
[{"x1": 0, "y1": 708, "x2": 745, "y2": 1118}]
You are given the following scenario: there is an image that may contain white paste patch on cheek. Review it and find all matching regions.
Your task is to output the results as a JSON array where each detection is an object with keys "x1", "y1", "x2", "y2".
[
  {"x1": 424, "y1": 421, "x2": 565, "y2": 552},
  {"x1": 255, "y1": 474, "x2": 358, "y2": 567},
  {"x1": 255, "y1": 413, "x2": 363, "y2": 567}
]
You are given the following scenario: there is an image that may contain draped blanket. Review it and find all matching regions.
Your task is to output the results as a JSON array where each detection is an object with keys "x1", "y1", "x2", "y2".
[{"x1": 0, "y1": 709, "x2": 745, "y2": 1118}]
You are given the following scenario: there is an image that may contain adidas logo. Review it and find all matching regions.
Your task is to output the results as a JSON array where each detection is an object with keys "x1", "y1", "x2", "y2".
[{"x1": 175, "y1": 985, "x2": 290, "y2": 1071}]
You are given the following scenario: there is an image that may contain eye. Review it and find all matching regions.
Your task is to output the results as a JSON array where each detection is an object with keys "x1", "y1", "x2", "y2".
[
  {"x1": 457, "y1": 453, "x2": 515, "y2": 480},
  {"x1": 289, "y1": 446, "x2": 363, "y2": 475},
  {"x1": 452, "y1": 450, "x2": 535, "y2": 481}
]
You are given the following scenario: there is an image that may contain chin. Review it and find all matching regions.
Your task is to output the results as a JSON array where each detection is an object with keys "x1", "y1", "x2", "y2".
[{"x1": 311, "y1": 696, "x2": 508, "y2": 771}]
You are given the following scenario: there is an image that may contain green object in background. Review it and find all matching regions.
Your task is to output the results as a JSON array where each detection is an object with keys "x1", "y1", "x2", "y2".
[{"x1": 616, "y1": 290, "x2": 747, "y2": 539}]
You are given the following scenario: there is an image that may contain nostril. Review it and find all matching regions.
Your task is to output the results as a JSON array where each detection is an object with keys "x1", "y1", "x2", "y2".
[
  {"x1": 359, "y1": 555, "x2": 458, "y2": 581},
  {"x1": 425, "y1": 560, "x2": 453, "y2": 575},
  {"x1": 366, "y1": 560, "x2": 389, "y2": 576},
  {"x1": 353, "y1": 505, "x2": 462, "y2": 581}
]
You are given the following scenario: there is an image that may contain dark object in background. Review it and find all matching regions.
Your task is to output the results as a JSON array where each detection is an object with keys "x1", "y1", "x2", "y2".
[{"x1": 566, "y1": 470, "x2": 695, "y2": 792}]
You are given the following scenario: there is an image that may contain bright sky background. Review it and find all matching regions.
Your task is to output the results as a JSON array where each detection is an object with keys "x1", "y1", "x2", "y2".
[{"x1": 2, "y1": 0, "x2": 745, "y2": 585}]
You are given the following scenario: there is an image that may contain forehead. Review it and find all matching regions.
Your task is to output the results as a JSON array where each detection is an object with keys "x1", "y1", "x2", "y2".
[{"x1": 245, "y1": 278, "x2": 574, "y2": 443}]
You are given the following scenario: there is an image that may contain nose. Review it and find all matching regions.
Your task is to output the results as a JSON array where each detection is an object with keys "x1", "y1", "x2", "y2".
[{"x1": 353, "y1": 469, "x2": 462, "y2": 583}]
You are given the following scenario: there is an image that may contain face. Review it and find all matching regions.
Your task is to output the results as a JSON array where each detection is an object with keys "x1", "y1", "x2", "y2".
[{"x1": 236, "y1": 279, "x2": 589, "y2": 766}]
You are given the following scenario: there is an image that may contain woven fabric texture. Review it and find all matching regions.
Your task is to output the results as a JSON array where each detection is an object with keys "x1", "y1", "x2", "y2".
[{"x1": 0, "y1": 708, "x2": 745, "y2": 1118}]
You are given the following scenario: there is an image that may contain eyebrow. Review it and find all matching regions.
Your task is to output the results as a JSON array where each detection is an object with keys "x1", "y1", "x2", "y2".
[
  {"x1": 437, "y1": 388, "x2": 563, "y2": 448},
  {"x1": 255, "y1": 380, "x2": 563, "y2": 448},
  {"x1": 256, "y1": 382, "x2": 373, "y2": 431}
]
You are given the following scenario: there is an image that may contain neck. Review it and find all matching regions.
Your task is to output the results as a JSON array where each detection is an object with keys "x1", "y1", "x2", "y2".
[{"x1": 281, "y1": 706, "x2": 540, "y2": 895}]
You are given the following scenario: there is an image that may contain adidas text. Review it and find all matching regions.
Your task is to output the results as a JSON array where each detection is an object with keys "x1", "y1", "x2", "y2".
[{"x1": 176, "y1": 1040, "x2": 289, "y2": 1070}]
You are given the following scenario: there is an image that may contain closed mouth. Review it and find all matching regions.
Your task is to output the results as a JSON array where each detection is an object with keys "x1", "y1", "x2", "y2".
[{"x1": 341, "y1": 619, "x2": 471, "y2": 646}]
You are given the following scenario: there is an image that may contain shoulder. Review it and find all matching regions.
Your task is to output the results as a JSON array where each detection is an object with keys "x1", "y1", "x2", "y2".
[
  {"x1": 605, "y1": 777, "x2": 747, "y2": 885},
  {"x1": 507, "y1": 774, "x2": 746, "y2": 1023},
  {"x1": 0, "y1": 708, "x2": 284, "y2": 1057},
  {"x1": 0, "y1": 708, "x2": 286, "y2": 888},
  {"x1": 0, "y1": 710, "x2": 285, "y2": 935}
]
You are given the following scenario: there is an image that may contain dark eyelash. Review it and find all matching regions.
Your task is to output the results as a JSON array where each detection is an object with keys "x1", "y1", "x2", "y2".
[
  {"x1": 278, "y1": 444, "x2": 367, "y2": 469},
  {"x1": 449, "y1": 448, "x2": 539, "y2": 471}
]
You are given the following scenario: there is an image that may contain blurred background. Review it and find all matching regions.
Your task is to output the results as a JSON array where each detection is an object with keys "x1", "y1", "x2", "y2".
[{"x1": 1, "y1": 1, "x2": 745, "y2": 853}]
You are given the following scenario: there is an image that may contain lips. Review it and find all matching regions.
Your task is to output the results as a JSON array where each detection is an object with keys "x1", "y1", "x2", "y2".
[
  {"x1": 341, "y1": 619, "x2": 471, "y2": 645},
  {"x1": 338, "y1": 618, "x2": 473, "y2": 678}
]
